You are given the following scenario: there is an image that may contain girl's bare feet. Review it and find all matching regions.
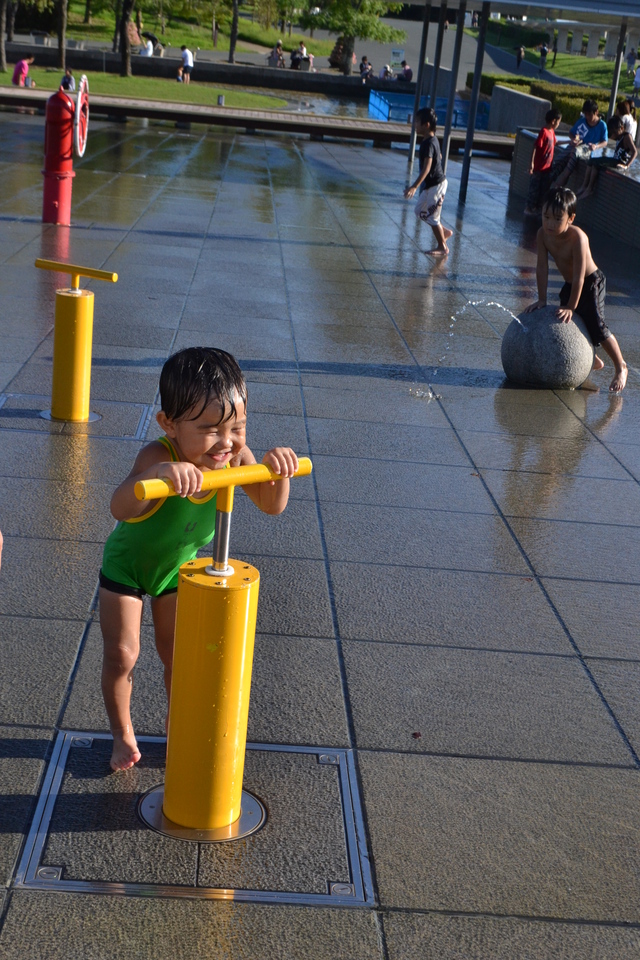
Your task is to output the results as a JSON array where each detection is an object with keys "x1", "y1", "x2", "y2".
[
  {"x1": 592, "y1": 354, "x2": 605, "y2": 371},
  {"x1": 110, "y1": 728, "x2": 141, "y2": 771},
  {"x1": 609, "y1": 363, "x2": 628, "y2": 393},
  {"x1": 427, "y1": 247, "x2": 449, "y2": 256}
]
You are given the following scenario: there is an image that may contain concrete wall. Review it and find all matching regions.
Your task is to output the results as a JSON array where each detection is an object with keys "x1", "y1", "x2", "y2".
[
  {"x1": 488, "y1": 85, "x2": 551, "y2": 135},
  {"x1": 420, "y1": 64, "x2": 453, "y2": 99},
  {"x1": 509, "y1": 128, "x2": 640, "y2": 250}
]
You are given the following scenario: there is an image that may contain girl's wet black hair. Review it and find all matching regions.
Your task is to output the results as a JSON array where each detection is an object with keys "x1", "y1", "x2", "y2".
[
  {"x1": 542, "y1": 186, "x2": 577, "y2": 218},
  {"x1": 160, "y1": 347, "x2": 247, "y2": 423}
]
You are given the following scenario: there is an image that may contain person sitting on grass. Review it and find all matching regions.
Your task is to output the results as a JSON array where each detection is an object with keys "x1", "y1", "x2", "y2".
[
  {"x1": 524, "y1": 108, "x2": 562, "y2": 216},
  {"x1": 98, "y1": 347, "x2": 300, "y2": 771},
  {"x1": 404, "y1": 107, "x2": 453, "y2": 257},
  {"x1": 524, "y1": 187, "x2": 627, "y2": 393},
  {"x1": 12, "y1": 56, "x2": 35, "y2": 88},
  {"x1": 576, "y1": 115, "x2": 637, "y2": 199},
  {"x1": 60, "y1": 68, "x2": 75, "y2": 92},
  {"x1": 550, "y1": 100, "x2": 608, "y2": 189}
]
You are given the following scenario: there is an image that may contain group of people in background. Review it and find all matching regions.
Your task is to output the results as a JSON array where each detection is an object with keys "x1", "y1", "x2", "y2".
[
  {"x1": 525, "y1": 97, "x2": 638, "y2": 217},
  {"x1": 359, "y1": 56, "x2": 413, "y2": 83}
]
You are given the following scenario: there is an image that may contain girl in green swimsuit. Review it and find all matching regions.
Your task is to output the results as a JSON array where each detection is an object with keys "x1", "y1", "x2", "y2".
[{"x1": 100, "y1": 347, "x2": 299, "y2": 772}]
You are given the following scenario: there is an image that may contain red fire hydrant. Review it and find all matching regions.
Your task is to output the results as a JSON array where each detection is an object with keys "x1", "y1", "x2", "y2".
[{"x1": 42, "y1": 76, "x2": 89, "y2": 226}]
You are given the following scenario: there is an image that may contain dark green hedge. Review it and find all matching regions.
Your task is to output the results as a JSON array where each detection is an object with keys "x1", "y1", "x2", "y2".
[
  {"x1": 467, "y1": 72, "x2": 616, "y2": 123},
  {"x1": 466, "y1": 72, "x2": 610, "y2": 104}
]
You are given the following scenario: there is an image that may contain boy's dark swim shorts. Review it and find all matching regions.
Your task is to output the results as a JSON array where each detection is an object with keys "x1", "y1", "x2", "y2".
[
  {"x1": 99, "y1": 570, "x2": 177, "y2": 599},
  {"x1": 559, "y1": 269, "x2": 610, "y2": 346}
]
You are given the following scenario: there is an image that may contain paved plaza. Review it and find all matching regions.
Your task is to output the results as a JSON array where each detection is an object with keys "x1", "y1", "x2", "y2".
[{"x1": 1, "y1": 112, "x2": 640, "y2": 958}]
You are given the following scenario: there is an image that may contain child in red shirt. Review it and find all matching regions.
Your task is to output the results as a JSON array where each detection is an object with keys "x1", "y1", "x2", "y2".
[{"x1": 524, "y1": 109, "x2": 562, "y2": 216}]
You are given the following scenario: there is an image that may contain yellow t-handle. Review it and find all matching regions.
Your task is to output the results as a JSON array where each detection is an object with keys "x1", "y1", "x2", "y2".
[
  {"x1": 135, "y1": 457, "x2": 313, "y2": 502},
  {"x1": 35, "y1": 258, "x2": 118, "y2": 291}
]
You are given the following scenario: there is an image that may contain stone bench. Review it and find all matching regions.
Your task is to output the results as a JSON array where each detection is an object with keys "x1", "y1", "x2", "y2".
[{"x1": 509, "y1": 128, "x2": 640, "y2": 251}]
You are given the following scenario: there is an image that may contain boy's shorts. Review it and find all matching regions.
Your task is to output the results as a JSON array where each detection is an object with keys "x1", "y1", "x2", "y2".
[
  {"x1": 559, "y1": 269, "x2": 610, "y2": 346},
  {"x1": 99, "y1": 570, "x2": 178, "y2": 600},
  {"x1": 415, "y1": 180, "x2": 448, "y2": 226}
]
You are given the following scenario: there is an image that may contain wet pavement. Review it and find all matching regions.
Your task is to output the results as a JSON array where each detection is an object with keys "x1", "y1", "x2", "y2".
[{"x1": 1, "y1": 113, "x2": 640, "y2": 958}]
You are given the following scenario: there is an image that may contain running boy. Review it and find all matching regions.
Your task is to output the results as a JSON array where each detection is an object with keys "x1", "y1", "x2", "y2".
[
  {"x1": 524, "y1": 108, "x2": 562, "y2": 216},
  {"x1": 100, "y1": 347, "x2": 299, "y2": 771},
  {"x1": 404, "y1": 107, "x2": 453, "y2": 257},
  {"x1": 525, "y1": 187, "x2": 627, "y2": 392}
]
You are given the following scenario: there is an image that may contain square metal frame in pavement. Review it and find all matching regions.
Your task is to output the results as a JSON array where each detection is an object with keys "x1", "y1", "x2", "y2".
[
  {"x1": 0, "y1": 394, "x2": 153, "y2": 440},
  {"x1": 15, "y1": 731, "x2": 374, "y2": 908}
]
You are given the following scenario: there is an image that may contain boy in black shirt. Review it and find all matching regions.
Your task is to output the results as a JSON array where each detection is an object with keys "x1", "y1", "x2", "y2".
[{"x1": 404, "y1": 107, "x2": 453, "y2": 257}]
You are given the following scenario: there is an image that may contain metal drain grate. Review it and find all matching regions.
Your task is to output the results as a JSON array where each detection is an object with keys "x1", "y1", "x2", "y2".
[{"x1": 15, "y1": 732, "x2": 374, "y2": 907}]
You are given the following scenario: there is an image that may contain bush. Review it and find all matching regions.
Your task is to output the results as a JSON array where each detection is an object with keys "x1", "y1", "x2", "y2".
[
  {"x1": 466, "y1": 72, "x2": 531, "y2": 95},
  {"x1": 551, "y1": 96, "x2": 588, "y2": 125},
  {"x1": 470, "y1": 73, "x2": 614, "y2": 124}
]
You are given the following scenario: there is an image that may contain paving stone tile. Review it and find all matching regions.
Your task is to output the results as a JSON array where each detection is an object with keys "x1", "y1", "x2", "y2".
[
  {"x1": 0, "y1": 537, "x2": 101, "y2": 619},
  {"x1": 0, "y1": 893, "x2": 381, "y2": 960},
  {"x1": 0, "y1": 726, "x2": 51, "y2": 885},
  {"x1": 0, "y1": 478, "x2": 114, "y2": 542},
  {"x1": 306, "y1": 418, "x2": 468, "y2": 465},
  {"x1": 313, "y1": 455, "x2": 496, "y2": 513},
  {"x1": 383, "y1": 912, "x2": 640, "y2": 960},
  {"x1": 0, "y1": 617, "x2": 85, "y2": 726},
  {"x1": 331, "y1": 563, "x2": 572, "y2": 651},
  {"x1": 302, "y1": 382, "x2": 450, "y2": 428},
  {"x1": 343, "y1": 641, "x2": 631, "y2": 763},
  {"x1": 482, "y1": 469, "x2": 640, "y2": 525},
  {"x1": 359, "y1": 751, "x2": 640, "y2": 920},
  {"x1": 585, "y1": 660, "x2": 640, "y2": 757},
  {"x1": 542, "y1": 578, "x2": 640, "y2": 659},
  {"x1": 510, "y1": 517, "x2": 640, "y2": 583},
  {"x1": 456, "y1": 429, "x2": 631, "y2": 480},
  {"x1": 443, "y1": 393, "x2": 591, "y2": 439},
  {"x1": 321, "y1": 502, "x2": 528, "y2": 574}
]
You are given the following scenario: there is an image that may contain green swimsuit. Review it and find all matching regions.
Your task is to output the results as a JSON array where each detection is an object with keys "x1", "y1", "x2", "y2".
[{"x1": 101, "y1": 437, "x2": 219, "y2": 597}]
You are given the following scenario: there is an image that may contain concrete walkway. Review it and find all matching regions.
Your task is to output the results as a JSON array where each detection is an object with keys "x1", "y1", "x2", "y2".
[{"x1": 1, "y1": 113, "x2": 640, "y2": 958}]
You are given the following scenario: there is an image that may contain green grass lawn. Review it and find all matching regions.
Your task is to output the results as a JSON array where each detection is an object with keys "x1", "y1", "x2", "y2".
[
  {"x1": 64, "y1": 0, "x2": 332, "y2": 57},
  {"x1": 467, "y1": 20, "x2": 636, "y2": 96},
  {"x1": 0, "y1": 68, "x2": 289, "y2": 109}
]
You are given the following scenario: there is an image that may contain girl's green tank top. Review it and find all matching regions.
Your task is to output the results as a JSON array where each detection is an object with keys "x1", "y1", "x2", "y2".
[{"x1": 101, "y1": 436, "x2": 219, "y2": 596}]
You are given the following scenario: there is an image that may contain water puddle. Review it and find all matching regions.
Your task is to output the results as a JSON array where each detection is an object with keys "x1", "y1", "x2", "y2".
[{"x1": 409, "y1": 386, "x2": 442, "y2": 401}]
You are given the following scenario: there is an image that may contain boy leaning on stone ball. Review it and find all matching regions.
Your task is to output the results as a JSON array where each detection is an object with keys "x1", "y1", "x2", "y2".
[{"x1": 524, "y1": 187, "x2": 627, "y2": 393}]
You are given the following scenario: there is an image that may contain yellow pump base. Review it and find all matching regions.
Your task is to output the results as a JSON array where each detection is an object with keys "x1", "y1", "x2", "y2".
[
  {"x1": 47, "y1": 288, "x2": 97, "y2": 422},
  {"x1": 162, "y1": 556, "x2": 261, "y2": 832}
]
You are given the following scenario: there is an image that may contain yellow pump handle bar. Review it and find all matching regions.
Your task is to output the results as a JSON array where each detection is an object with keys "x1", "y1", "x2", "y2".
[{"x1": 135, "y1": 457, "x2": 313, "y2": 501}]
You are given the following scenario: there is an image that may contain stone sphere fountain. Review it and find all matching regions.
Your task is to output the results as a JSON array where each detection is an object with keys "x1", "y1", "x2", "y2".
[{"x1": 501, "y1": 305, "x2": 594, "y2": 390}]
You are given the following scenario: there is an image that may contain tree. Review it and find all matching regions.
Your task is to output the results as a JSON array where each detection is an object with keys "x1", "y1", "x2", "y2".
[
  {"x1": 7, "y1": 0, "x2": 17, "y2": 42},
  {"x1": 120, "y1": 0, "x2": 135, "y2": 75},
  {"x1": 254, "y1": 0, "x2": 277, "y2": 32},
  {"x1": 57, "y1": 0, "x2": 68, "y2": 70},
  {"x1": 316, "y1": 0, "x2": 404, "y2": 75},
  {"x1": 212, "y1": 0, "x2": 231, "y2": 46},
  {"x1": 227, "y1": 0, "x2": 238, "y2": 63},
  {"x1": 0, "y1": 0, "x2": 7, "y2": 72}
]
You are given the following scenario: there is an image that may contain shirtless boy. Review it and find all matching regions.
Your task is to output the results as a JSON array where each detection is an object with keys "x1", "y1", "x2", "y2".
[{"x1": 525, "y1": 187, "x2": 627, "y2": 393}]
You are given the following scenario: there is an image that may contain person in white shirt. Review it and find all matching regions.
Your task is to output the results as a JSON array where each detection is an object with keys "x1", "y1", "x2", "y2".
[
  {"x1": 140, "y1": 38, "x2": 153, "y2": 57},
  {"x1": 181, "y1": 45, "x2": 194, "y2": 83}
]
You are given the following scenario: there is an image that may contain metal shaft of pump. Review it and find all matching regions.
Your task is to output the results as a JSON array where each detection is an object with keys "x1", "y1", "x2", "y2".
[{"x1": 135, "y1": 458, "x2": 312, "y2": 836}]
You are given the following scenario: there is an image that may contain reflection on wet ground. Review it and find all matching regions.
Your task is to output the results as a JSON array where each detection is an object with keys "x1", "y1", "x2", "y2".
[{"x1": 2, "y1": 113, "x2": 640, "y2": 957}]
